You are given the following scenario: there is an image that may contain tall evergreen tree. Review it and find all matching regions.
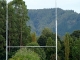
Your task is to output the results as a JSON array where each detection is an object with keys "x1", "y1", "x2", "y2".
[
  {"x1": 8, "y1": 0, "x2": 31, "y2": 58},
  {"x1": 8, "y1": 0, "x2": 30, "y2": 46},
  {"x1": 31, "y1": 32, "x2": 36, "y2": 42},
  {"x1": 64, "y1": 33, "x2": 70, "y2": 60},
  {"x1": 0, "y1": 0, "x2": 6, "y2": 60}
]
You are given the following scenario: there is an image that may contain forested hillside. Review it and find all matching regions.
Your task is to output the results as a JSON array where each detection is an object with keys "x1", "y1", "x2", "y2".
[{"x1": 28, "y1": 8, "x2": 80, "y2": 36}]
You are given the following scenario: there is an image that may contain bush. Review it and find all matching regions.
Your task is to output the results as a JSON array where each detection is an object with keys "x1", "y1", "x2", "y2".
[
  {"x1": 27, "y1": 42, "x2": 46, "y2": 60},
  {"x1": 9, "y1": 48, "x2": 40, "y2": 60}
]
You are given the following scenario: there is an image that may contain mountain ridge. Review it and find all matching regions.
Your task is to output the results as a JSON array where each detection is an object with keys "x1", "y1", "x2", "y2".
[{"x1": 27, "y1": 8, "x2": 80, "y2": 36}]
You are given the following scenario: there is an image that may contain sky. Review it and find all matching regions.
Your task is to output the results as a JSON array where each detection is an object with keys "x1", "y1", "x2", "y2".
[{"x1": 7, "y1": 0, "x2": 80, "y2": 13}]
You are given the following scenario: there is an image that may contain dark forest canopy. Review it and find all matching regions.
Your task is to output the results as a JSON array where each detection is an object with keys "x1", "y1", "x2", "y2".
[{"x1": 28, "y1": 8, "x2": 80, "y2": 36}]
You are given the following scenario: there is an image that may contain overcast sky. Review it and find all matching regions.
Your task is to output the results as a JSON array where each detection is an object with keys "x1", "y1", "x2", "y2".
[{"x1": 7, "y1": 0, "x2": 80, "y2": 13}]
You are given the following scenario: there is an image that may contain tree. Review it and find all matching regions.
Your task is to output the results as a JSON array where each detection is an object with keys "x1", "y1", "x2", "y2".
[
  {"x1": 58, "y1": 39, "x2": 65, "y2": 60},
  {"x1": 70, "y1": 30, "x2": 80, "y2": 60},
  {"x1": 31, "y1": 32, "x2": 36, "y2": 42},
  {"x1": 38, "y1": 35, "x2": 47, "y2": 46},
  {"x1": 46, "y1": 37, "x2": 55, "y2": 60},
  {"x1": 38, "y1": 28, "x2": 55, "y2": 46},
  {"x1": 72, "y1": 38, "x2": 80, "y2": 60},
  {"x1": 50, "y1": 54, "x2": 60, "y2": 60},
  {"x1": 8, "y1": 0, "x2": 30, "y2": 46},
  {"x1": 9, "y1": 48, "x2": 40, "y2": 60},
  {"x1": 27, "y1": 42, "x2": 46, "y2": 60},
  {"x1": 71, "y1": 30, "x2": 80, "y2": 40},
  {"x1": 64, "y1": 33, "x2": 70, "y2": 60},
  {"x1": 0, "y1": 0, "x2": 6, "y2": 60},
  {"x1": 42, "y1": 28, "x2": 55, "y2": 39},
  {"x1": 8, "y1": 0, "x2": 31, "y2": 58}
]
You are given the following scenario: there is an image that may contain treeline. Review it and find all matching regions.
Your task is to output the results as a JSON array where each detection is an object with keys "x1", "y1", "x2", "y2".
[
  {"x1": 9, "y1": 28, "x2": 80, "y2": 60},
  {"x1": 0, "y1": 0, "x2": 80, "y2": 60}
]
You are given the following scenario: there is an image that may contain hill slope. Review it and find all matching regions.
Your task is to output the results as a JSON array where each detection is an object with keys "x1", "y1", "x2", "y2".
[{"x1": 28, "y1": 8, "x2": 80, "y2": 36}]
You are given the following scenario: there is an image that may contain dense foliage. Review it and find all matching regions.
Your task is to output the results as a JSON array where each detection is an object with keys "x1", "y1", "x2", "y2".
[
  {"x1": 0, "y1": 0, "x2": 6, "y2": 60},
  {"x1": 0, "y1": 0, "x2": 80, "y2": 60},
  {"x1": 8, "y1": 0, "x2": 31, "y2": 46},
  {"x1": 8, "y1": 0, "x2": 31, "y2": 58},
  {"x1": 9, "y1": 48, "x2": 40, "y2": 60},
  {"x1": 27, "y1": 42, "x2": 46, "y2": 60}
]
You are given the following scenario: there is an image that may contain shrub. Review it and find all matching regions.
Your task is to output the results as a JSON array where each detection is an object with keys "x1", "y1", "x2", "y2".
[
  {"x1": 27, "y1": 42, "x2": 46, "y2": 60},
  {"x1": 9, "y1": 48, "x2": 40, "y2": 60}
]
